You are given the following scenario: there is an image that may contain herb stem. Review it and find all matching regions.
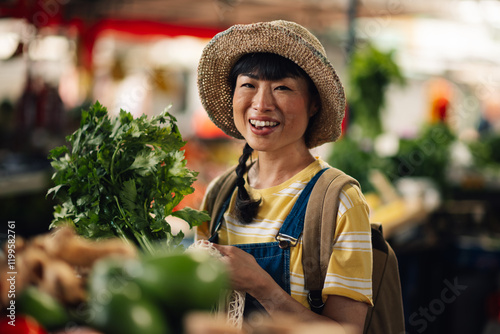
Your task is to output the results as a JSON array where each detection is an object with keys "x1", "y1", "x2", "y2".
[
  {"x1": 144, "y1": 199, "x2": 150, "y2": 225},
  {"x1": 111, "y1": 221, "x2": 134, "y2": 247},
  {"x1": 110, "y1": 141, "x2": 123, "y2": 184},
  {"x1": 113, "y1": 195, "x2": 156, "y2": 255}
]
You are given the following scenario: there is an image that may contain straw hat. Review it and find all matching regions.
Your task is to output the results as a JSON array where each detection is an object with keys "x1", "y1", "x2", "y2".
[{"x1": 197, "y1": 20, "x2": 345, "y2": 148}]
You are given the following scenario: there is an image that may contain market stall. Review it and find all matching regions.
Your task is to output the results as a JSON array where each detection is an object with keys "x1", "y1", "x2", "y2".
[{"x1": 1, "y1": 1, "x2": 500, "y2": 333}]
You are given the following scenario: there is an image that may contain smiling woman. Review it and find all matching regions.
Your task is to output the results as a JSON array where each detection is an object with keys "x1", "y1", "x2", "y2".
[
  {"x1": 195, "y1": 20, "x2": 375, "y2": 334},
  {"x1": 231, "y1": 54, "x2": 317, "y2": 155}
]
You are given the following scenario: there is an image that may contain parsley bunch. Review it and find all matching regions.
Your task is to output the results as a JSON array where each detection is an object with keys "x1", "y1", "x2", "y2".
[{"x1": 47, "y1": 102, "x2": 209, "y2": 253}]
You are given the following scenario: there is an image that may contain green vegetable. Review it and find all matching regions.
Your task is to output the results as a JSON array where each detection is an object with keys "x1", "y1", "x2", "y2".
[
  {"x1": 18, "y1": 286, "x2": 69, "y2": 330},
  {"x1": 87, "y1": 257, "x2": 171, "y2": 334},
  {"x1": 47, "y1": 102, "x2": 210, "y2": 252},
  {"x1": 89, "y1": 287, "x2": 171, "y2": 334},
  {"x1": 87, "y1": 252, "x2": 228, "y2": 333},
  {"x1": 87, "y1": 256, "x2": 141, "y2": 300},
  {"x1": 133, "y1": 251, "x2": 229, "y2": 314}
]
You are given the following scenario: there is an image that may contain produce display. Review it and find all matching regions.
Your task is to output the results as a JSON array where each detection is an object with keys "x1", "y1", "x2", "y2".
[
  {"x1": 1, "y1": 103, "x2": 230, "y2": 333},
  {"x1": 0, "y1": 227, "x2": 229, "y2": 334},
  {"x1": 0, "y1": 226, "x2": 134, "y2": 331}
]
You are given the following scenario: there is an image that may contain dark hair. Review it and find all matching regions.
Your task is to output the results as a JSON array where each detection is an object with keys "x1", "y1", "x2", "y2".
[
  {"x1": 229, "y1": 53, "x2": 318, "y2": 224},
  {"x1": 229, "y1": 53, "x2": 318, "y2": 97},
  {"x1": 234, "y1": 143, "x2": 260, "y2": 224}
]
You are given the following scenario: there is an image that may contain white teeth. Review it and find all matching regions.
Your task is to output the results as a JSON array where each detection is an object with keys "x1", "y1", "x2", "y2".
[{"x1": 250, "y1": 119, "x2": 278, "y2": 127}]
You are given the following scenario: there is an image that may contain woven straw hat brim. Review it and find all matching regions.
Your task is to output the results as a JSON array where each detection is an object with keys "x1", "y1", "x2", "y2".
[{"x1": 197, "y1": 20, "x2": 345, "y2": 148}]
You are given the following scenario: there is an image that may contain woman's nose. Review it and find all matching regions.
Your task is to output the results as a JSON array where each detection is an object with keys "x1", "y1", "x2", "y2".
[{"x1": 253, "y1": 86, "x2": 275, "y2": 112}]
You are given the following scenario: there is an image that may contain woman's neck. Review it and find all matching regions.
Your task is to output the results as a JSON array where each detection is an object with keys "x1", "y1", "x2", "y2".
[{"x1": 248, "y1": 149, "x2": 316, "y2": 189}]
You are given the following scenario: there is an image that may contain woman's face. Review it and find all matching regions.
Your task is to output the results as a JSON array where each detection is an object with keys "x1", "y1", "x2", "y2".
[{"x1": 232, "y1": 73, "x2": 317, "y2": 154}]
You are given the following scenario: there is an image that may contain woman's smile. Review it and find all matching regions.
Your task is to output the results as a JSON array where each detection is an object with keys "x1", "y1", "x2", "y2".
[{"x1": 249, "y1": 119, "x2": 279, "y2": 128}]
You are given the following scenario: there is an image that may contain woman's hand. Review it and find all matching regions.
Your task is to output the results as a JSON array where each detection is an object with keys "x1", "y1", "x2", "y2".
[{"x1": 211, "y1": 244, "x2": 276, "y2": 296}]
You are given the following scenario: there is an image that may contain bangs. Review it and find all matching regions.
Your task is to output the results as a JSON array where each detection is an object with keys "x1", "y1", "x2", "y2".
[{"x1": 229, "y1": 53, "x2": 313, "y2": 92}]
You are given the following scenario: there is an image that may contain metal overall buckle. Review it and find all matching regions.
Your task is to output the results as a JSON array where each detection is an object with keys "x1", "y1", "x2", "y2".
[{"x1": 275, "y1": 233, "x2": 299, "y2": 249}]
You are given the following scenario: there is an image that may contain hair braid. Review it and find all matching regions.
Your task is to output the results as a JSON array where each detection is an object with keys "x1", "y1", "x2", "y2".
[{"x1": 234, "y1": 143, "x2": 261, "y2": 224}]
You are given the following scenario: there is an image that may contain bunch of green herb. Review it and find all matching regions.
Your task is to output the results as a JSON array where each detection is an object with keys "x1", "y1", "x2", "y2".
[{"x1": 47, "y1": 102, "x2": 209, "y2": 253}]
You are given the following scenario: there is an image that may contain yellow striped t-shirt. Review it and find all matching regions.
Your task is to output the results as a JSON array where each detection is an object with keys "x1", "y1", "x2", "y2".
[{"x1": 196, "y1": 158, "x2": 373, "y2": 307}]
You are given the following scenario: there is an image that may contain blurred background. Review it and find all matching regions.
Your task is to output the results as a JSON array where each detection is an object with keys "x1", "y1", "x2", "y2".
[{"x1": 0, "y1": 0, "x2": 499, "y2": 333}]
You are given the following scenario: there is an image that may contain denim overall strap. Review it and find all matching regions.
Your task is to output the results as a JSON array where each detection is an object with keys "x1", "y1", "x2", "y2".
[{"x1": 275, "y1": 168, "x2": 328, "y2": 248}]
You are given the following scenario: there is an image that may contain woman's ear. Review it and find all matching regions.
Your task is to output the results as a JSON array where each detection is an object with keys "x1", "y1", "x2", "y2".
[{"x1": 308, "y1": 96, "x2": 320, "y2": 118}]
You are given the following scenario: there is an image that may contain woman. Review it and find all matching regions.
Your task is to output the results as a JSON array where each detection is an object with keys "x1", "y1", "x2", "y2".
[{"x1": 196, "y1": 20, "x2": 372, "y2": 333}]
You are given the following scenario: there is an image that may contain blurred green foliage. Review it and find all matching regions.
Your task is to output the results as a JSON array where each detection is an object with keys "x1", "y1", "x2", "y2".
[
  {"x1": 328, "y1": 135, "x2": 393, "y2": 193},
  {"x1": 329, "y1": 123, "x2": 456, "y2": 193},
  {"x1": 388, "y1": 123, "x2": 456, "y2": 190},
  {"x1": 469, "y1": 133, "x2": 500, "y2": 169},
  {"x1": 348, "y1": 43, "x2": 406, "y2": 139},
  {"x1": 329, "y1": 43, "x2": 500, "y2": 200}
]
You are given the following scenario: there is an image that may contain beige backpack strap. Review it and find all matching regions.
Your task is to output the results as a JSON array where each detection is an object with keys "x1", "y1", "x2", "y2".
[
  {"x1": 363, "y1": 224, "x2": 406, "y2": 334},
  {"x1": 204, "y1": 166, "x2": 239, "y2": 237},
  {"x1": 302, "y1": 168, "x2": 360, "y2": 301}
]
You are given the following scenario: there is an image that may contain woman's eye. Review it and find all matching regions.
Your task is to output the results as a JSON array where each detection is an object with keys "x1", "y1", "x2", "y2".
[
  {"x1": 275, "y1": 85, "x2": 291, "y2": 91},
  {"x1": 241, "y1": 83, "x2": 254, "y2": 88}
]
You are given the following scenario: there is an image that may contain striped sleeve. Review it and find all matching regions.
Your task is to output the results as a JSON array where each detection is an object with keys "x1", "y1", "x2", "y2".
[{"x1": 322, "y1": 183, "x2": 374, "y2": 306}]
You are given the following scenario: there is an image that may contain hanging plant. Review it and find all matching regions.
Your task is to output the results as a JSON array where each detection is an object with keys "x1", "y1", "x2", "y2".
[{"x1": 347, "y1": 43, "x2": 406, "y2": 139}]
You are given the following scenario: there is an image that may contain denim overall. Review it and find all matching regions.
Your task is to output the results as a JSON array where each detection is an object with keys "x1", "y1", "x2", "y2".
[{"x1": 209, "y1": 168, "x2": 327, "y2": 314}]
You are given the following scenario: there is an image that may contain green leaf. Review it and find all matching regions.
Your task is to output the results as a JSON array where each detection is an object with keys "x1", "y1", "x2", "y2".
[
  {"x1": 46, "y1": 184, "x2": 64, "y2": 199},
  {"x1": 48, "y1": 146, "x2": 69, "y2": 159},
  {"x1": 128, "y1": 150, "x2": 161, "y2": 176},
  {"x1": 150, "y1": 216, "x2": 170, "y2": 233},
  {"x1": 119, "y1": 179, "x2": 138, "y2": 213},
  {"x1": 172, "y1": 207, "x2": 210, "y2": 228}
]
